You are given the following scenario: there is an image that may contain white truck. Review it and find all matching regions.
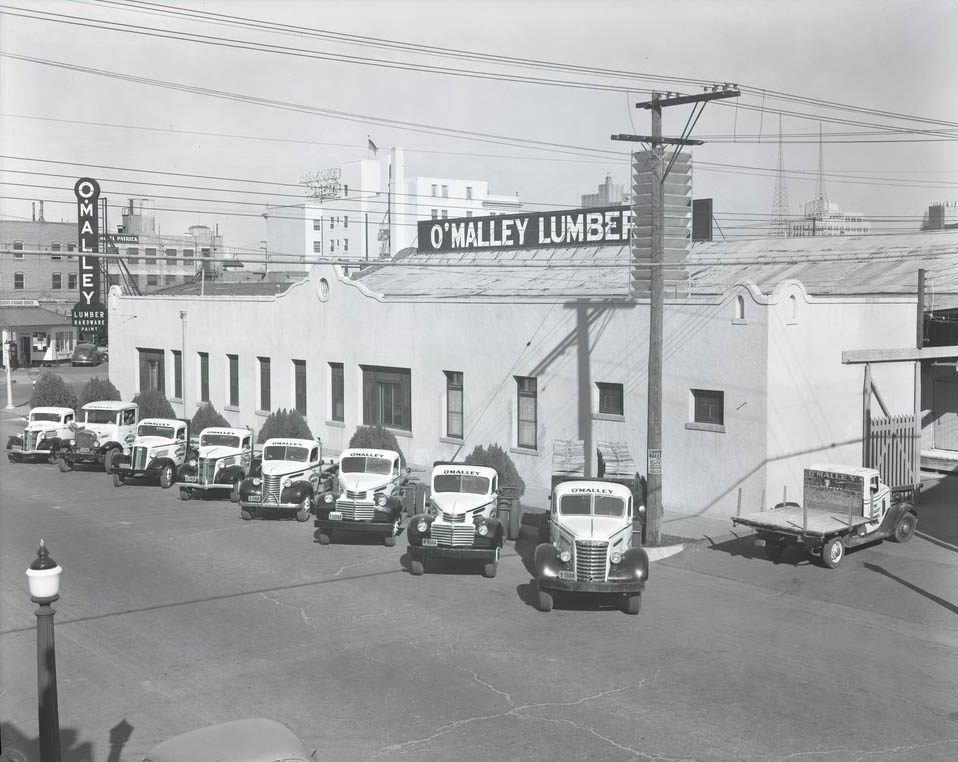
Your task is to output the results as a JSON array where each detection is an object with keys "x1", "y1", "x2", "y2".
[
  {"x1": 57, "y1": 400, "x2": 138, "y2": 473},
  {"x1": 312, "y1": 448, "x2": 416, "y2": 546},
  {"x1": 6, "y1": 406, "x2": 76, "y2": 463},
  {"x1": 534, "y1": 475, "x2": 649, "y2": 614},
  {"x1": 405, "y1": 462, "x2": 507, "y2": 578},
  {"x1": 175, "y1": 427, "x2": 255, "y2": 501},
  {"x1": 236, "y1": 438, "x2": 336, "y2": 522},
  {"x1": 731, "y1": 464, "x2": 918, "y2": 568},
  {"x1": 111, "y1": 418, "x2": 190, "y2": 488}
]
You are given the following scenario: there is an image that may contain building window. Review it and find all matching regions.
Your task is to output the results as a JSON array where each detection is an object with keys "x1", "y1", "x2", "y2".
[
  {"x1": 14, "y1": 272, "x2": 24, "y2": 289},
  {"x1": 597, "y1": 382, "x2": 624, "y2": 416},
  {"x1": 344, "y1": 239, "x2": 349, "y2": 252},
  {"x1": 183, "y1": 248, "x2": 194, "y2": 259},
  {"x1": 198, "y1": 352, "x2": 210, "y2": 402},
  {"x1": 147, "y1": 274, "x2": 158, "y2": 287},
  {"x1": 165, "y1": 248, "x2": 177, "y2": 265},
  {"x1": 361, "y1": 365, "x2": 411, "y2": 431},
  {"x1": 145, "y1": 247, "x2": 156, "y2": 258},
  {"x1": 293, "y1": 359, "x2": 307, "y2": 416},
  {"x1": 227, "y1": 354, "x2": 239, "y2": 407},
  {"x1": 788, "y1": 294, "x2": 798, "y2": 322},
  {"x1": 466, "y1": 186, "x2": 473, "y2": 200},
  {"x1": 330, "y1": 362, "x2": 344, "y2": 422},
  {"x1": 67, "y1": 242, "x2": 76, "y2": 252},
  {"x1": 258, "y1": 356, "x2": 271, "y2": 411},
  {"x1": 431, "y1": 184, "x2": 437, "y2": 196},
  {"x1": 313, "y1": 218, "x2": 322, "y2": 231},
  {"x1": 441, "y1": 184, "x2": 448, "y2": 198},
  {"x1": 68, "y1": 273, "x2": 77, "y2": 290},
  {"x1": 313, "y1": 241, "x2": 323, "y2": 253},
  {"x1": 172, "y1": 350, "x2": 182, "y2": 399},
  {"x1": 691, "y1": 389, "x2": 724, "y2": 426},
  {"x1": 734, "y1": 294, "x2": 745, "y2": 321},
  {"x1": 466, "y1": 211, "x2": 473, "y2": 217},
  {"x1": 441, "y1": 210, "x2": 448, "y2": 219},
  {"x1": 138, "y1": 348, "x2": 165, "y2": 393},
  {"x1": 52, "y1": 272, "x2": 62, "y2": 290},
  {"x1": 330, "y1": 218, "x2": 334, "y2": 229},
  {"x1": 201, "y1": 247, "x2": 211, "y2": 258},
  {"x1": 344, "y1": 184, "x2": 348, "y2": 196},
  {"x1": 13, "y1": 241, "x2": 23, "y2": 253},
  {"x1": 343, "y1": 215, "x2": 349, "y2": 228},
  {"x1": 164, "y1": 275, "x2": 176, "y2": 286},
  {"x1": 431, "y1": 209, "x2": 438, "y2": 220},
  {"x1": 445, "y1": 371, "x2": 463, "y2": 439},
  {"x1": 128, "y1": 247, "x2": 139, "y2": 265},
  {"x1": 516, "y1": 376, "x2": 537, "y2": 449},
  {"x1": 51, "y1": 242, "x2": 61, "y2": 252},
  {"x1": 329, "y1": 240, "x2": 334, "y2": 253}
]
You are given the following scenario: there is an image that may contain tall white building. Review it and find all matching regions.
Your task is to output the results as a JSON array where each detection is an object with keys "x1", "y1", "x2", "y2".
[
  {"x1": 265, "y1": 148, "x2": 523, "y2": 264},
  {"x1": 789, "y1": 197, "x2": 870, "y2": 237}
]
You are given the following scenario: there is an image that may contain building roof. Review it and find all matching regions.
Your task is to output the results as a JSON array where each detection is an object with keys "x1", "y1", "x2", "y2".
[
  {"x1": 146, "y1": 272, "x2": 306, "y2": 297},
  {"x1": 350, "y1": 231, "x2": 958, "y2": 305},
  {"x1": 0, "y1": 305, "x2": 75, "y2": 328}
]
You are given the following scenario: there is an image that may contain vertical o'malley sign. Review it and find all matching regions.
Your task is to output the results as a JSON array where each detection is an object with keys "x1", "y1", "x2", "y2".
[{"x1": 71, "y1": 177, "x2": 107, "y2": 334}]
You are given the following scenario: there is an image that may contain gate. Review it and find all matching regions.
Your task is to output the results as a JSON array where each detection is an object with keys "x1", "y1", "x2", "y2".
[{"x1": 865, "y1": 414, "x2": 919, "y2": 490}]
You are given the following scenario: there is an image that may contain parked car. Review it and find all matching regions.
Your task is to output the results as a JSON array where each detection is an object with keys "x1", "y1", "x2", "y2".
[
  {"x1": 71, "y1": 343, "x2": 102, "y2": 367},
  {"x1": 143, "y1": 718, "x2": 314, "y2": 762}
]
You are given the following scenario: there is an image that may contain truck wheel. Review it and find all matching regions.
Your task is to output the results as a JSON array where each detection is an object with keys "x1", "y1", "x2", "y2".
[
  {"x1": 821, "y1": 537, "x2": 845, "y2": 568},
  {"x1": 892, "y1": 512, "x2": 916, "y2": 543},
  {"x1": 623, "y1": 593, "x2": 642, "y2": 615},
  {"x1": 8, "y1": 452, "x2": 21, "y2": 463},
  {"x1": 159, "y1": 464, "x2": 175, "y2": 489},
  {"x1": 47, "y1": 450, "x2": 59, "y2": 465},
  {"x1": 384, "y1": 534, "x2": 397, "y2": 547},
  {"x1": 536, "y1": 589, "x2": 554, "y2": 612},
  {"x1": 481, "y1": 560, "x2": 498, "y2": 578},
  {"x1": 230, "y1": 476, "x2": 242, "y2": 503},
  {"x1": 314, "y1": 529, "x2": 332, "y2": 545},
  {"x1": 103, "y1": 448, "x2": 118, "y2": 474},
  {"x1": 240, "y1": 509, "x2": 253, "y2": 521},
  {"x1": 508, "y1": 500, "x2": 522, "y2": 541},
  {"x1": 179, "y1": 487, "x2": 192, "y2": 501},
  {"x1": 409, "y1": 559, "x2": 424, "y2": 576},
  {"x1": 57, "y1": 455, "x2": 72, "y2": 472},
  {"x1": 296, "y1": 495, "x2": 312, "y2": 522},
  {"x1": 112, "y1": 471, "x2": 125, "y2": 487}
]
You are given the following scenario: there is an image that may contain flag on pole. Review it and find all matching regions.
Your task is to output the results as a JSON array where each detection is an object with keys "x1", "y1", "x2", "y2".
[{"x1": 367, "y1": 136, "x2": 378, "y2": 155}]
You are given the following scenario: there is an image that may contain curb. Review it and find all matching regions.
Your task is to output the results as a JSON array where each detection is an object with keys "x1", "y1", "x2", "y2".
[{"x1": 646, "y1": 544, "x2": 686, "y2": 562}]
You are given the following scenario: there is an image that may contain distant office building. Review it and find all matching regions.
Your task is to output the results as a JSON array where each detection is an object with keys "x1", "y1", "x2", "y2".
[
  {"x1": 789, "y1": 197, "x2": 870, "y2": 237},
  {"x1": 0, "y1": 215, "x2": 78, "y2": 313},
  {"x1": 921, "y1": 201, "x2": 958, "y2": 231},
  {"x1": 581, "y1": 174, "x2": 627, "y2": 207}
]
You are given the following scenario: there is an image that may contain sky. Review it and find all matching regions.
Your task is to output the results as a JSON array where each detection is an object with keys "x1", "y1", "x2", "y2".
[{"x1": 1, "y1": 0, "x2": 956, "y2": 259}]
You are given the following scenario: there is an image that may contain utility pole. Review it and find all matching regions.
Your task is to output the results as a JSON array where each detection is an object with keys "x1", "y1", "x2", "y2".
[{"x1": 613, "y1": 86, "x2": 739, "y2": 544}]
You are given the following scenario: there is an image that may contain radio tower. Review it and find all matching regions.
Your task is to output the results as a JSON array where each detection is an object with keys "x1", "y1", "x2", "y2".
[{"x1": 769, "y1": 113, "x2": 790, "y2": 237}]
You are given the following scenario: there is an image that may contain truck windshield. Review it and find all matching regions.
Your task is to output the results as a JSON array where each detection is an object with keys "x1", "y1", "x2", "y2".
[
  {"x1": 433, "y1": 474, "x2": 490, "y2": 494},
  {"x1": 84, "y1": 409, "x2": 118, "y2": 424},
  {"x1": 138, "y1": 424, "x2": 175, "y2": 439},
  {"x1": 30, "y1": 412, "x2": 62, "y2": 423},
  {"x1": 201, "y1": 434, "x2": 241, "y2": 448},
  {"x1": 341, "y1": 456, "x2": 391, "y2": 475},
  {"x1": 264, "y1": 445, "x2": 309, "y2": 462},
  {"x1": 559, "y1": 494, "x2": 625, "y2": 517}
]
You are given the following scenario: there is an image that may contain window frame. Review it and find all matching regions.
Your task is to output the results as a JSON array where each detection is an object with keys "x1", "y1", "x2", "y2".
[
  {"x1": 596, "y1": 382, "x2": 624, "y2": 417},
  {"x1": 198, "y1": 351, "x2": 210, "y2": 403},
  {"x1": 445, "y1": 370, "x2": 463, "y2": 440},
  {"x1": 293, "y1": 359, "x2": 307, "y2": 416},
  {"x1": 361, "y1": 365, "x2": 411, "y2": 432},
  {"x1": 258, "y1": 356, "x2": 271, "y2": 412},
  {"x1": 330, "y1": 362, "x2": 344, "y2": 422},
  {"x1": 227, "y1": 354, "x2": 239, "y2": 408},
  {"x1": 516, "y1": 376, "x2": 538, "y2": 450},
  {"x1": 686, "y1": 388, "x2": 725, "y2": 433}
]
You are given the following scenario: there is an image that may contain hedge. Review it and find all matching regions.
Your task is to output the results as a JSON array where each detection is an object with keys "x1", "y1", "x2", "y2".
[
  {"x1": 348, "y1": 425, "x2": 406, "y2": 467},
  {"x1": 78, "y1": 376, "x2": 121, "y2": 408},
  {"x1": 132, "y1": 389, "x2": 176, "y2": 420},
  {"x1": 191, "y1": 402, "x2": 231, "y2": 433},
  {"x1": 463, "y1": 443, "x2": 525, "y2": 496},
  {"x1": 256, "y1": 408, "x2": 313, "y2": 443},
  {"x1": 28, "y1": 371, "x2": 78, "y2": 412}
]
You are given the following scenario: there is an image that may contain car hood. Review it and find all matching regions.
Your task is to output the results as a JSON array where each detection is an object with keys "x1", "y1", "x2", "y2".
[
  {"x1": 432, "y1": 492, "x2": 493, "y2": 515},
  {"x1": 76, "y1": 423, "x2": 116, "y2": 439},
  {"x1": 134, "y1": 436, "x2": 175, "y2": 449},
  {"x1": 24, "y1": 423, "x2": 60, "y2": 433},
  {"x1": 556, "y1": 515, "x2": 628, "y2": 542},
  {"x1": 199, "y1": 445, "x2": 242, "y2": 460},
  {"x1": 338, "y1": 472, "x2": 391, "y2": 493},
  {"x1": 261, "y1": 460, "x2": 309, "y2": 477}
]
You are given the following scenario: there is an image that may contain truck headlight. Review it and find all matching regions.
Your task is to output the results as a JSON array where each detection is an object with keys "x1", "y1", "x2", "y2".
[
  {"x1": 559, "y1": 549, "x2": 572, "y2": 563},
  {"x1": 417, "y1": 519, "x2": 429, "y2": 533},
  {"x1": 375, "y1": 494, "x2": 387, "y2": 507},
  {"x1": 610, "y1": 551, "x2": 623, "y2": 564},
  {"x1": 283, "y1": 477, "x2": 292, "y2": 488},
  {"x1": 323, "y1": 493, "x2": 334, "y2": 503},
  {"x1": 252, "y1": 477, "x2": 261, "y2": 487},
  {"x1": 188, "y1": 458, "x2": 197, "y2": 467},
  {"x1": 476, "y1": 522, "x2": 489, "y2": 537},
  {"x1": 68, "y1": 439, "x2": 75, "y2": 446},
  {"x1": 37, "y1": 431, "x2": 46, "y2": 440},
  {"x1": 123, "y1": 447, "x2": 130, "y2": 456}
]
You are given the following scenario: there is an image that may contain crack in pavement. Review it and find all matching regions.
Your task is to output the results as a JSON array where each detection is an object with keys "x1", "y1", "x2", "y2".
[
  {"x1": 768, "y1": 738, "x2": 958, "y2": 762},
  {"x1": 258, "y1": 591, "x2": 311, "y2": 626},
  {"x1": 157, "y1": 524, "x2": 250, "y2": 542},
  {"x1": 333, "y1": 556, "x2": 390, "y2": 577}
]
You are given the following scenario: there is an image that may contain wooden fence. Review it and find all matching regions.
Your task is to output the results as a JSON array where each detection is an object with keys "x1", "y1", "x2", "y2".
[{"x1": 865, "y1": 414, "x2": 919, "y2": 489}]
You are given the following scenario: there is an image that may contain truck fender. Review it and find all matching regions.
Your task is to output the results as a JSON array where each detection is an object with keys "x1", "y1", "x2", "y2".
[
  {"x1": 7, "y1": 434, "x2": 23, "y2": 449},
  {"x1": 218, "y1": 464, "x2": 245, "y2": 484},
  {"x1": 534, "y1": 543, "x2": 562, "y2": 579},
  {"x1": 622, "y1": 547, "x2": 650, "y2": 581},
  {"x1": 283, "y1": 481, "x2": 312, "y2": 505},
  {"x1": 483, "y1": 517, "x2": 505, "y2": 544},
  {"x1": 406, "y1": 514, "x2": 434, "y2": 543},
  {"x1": 151, "y1": 456, "x2": 177, "y2": 472},
  {"x1": 384, "y1": 494, "x2": 404, "y2": 515},
  {"x1": 112, "y1": 450, "x2": 132, "y2": 468}
]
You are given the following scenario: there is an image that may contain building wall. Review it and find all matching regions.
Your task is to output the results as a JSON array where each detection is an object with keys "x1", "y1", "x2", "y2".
[{"x1": 0, "y1": 221, "x2": 78, "y2": 310}]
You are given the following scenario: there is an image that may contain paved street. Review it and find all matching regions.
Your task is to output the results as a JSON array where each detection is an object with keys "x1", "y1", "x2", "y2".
[{"x1": 2, "y1": 411, "x2": 956, "y2": 762}]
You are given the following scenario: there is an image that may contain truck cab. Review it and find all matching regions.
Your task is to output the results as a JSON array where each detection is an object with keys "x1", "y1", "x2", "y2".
[
  {"x1": 534, "y1": 478, "x2": 648, "y2": 614},
  {"x1": 6, "y1": 406, "x2": 75, "y2": 463},
  {"x1": 237, "y1": 438, "x2": 334, "y2": 522},
  {"x1": 176, "y1": 427, "x2": 254, "y2": 501},
  {"x1": 111, "y1": 418, "x2": 189, "y2": 488},
  {"x1": 405, "y1": 462, "x2": 504, "y2": 577},
  {"x1": 313, "y1": 448, "x2": 411, "y2": 546},
  {"x1": 57, "y1": 400, "x2": 138, "y2": 473}
]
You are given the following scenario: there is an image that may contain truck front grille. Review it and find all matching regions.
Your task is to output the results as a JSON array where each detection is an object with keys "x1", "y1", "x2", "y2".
[
  {"x1": 430, "y1": 522, "x2": 476, "y2": 546},
  {"x1": 345, "y1": 489, "x2": 367, "y2": 500},
  {"x1": 76, "y1": 430, "x2": 97, "y2": 450},
  {"x1": 133, "y1": 446, "x2": 148, "y2": 470},
  {"x1": 337, "y1": 501, "x2": 374, "y2": 521},
  {"x1": 575, "y1": 540, "x2": 608, "y2": 582},
  {"x1": 22, "y1": 432, "x2": 38, "y2": 451},
  {"x1": 263, "y1": 474, "x2": 282, "y2": 504},
  {"x1": 199, "y1": 458, "x2": 216, "y2": 485}
]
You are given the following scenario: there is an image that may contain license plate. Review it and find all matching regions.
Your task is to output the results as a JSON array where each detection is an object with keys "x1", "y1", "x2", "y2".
[
  {"x1": 246, "y1": 495, "x2": 261, "y2": 503},
  {"x1": 558, "y1": 570, "x2": 576, "y2": 581},
  {"x1": 79, "y1": 447, "x2": 93, "y2": 453},
  {"x1": 182, "y1": 475, "x2": 196, "y2": 482},
  {"x1": 328, "y1": 511, "x2": 343, "y2": 521},
  {"x1": 422, "y1": 539, "x2": 438, "y2": 547}
]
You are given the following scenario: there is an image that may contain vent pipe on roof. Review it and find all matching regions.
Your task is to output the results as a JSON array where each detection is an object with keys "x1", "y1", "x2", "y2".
[
  {"x1": 38, "y1": 201, "x2": 45, "y2": 222},
  {"x1": 32, "y1": 203, "x2": 35, "y2": 222}
]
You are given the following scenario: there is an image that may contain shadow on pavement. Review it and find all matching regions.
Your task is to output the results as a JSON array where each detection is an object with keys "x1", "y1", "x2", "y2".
[
  {"x1": 706, "y1": 534, "x2": 817, "y2": 566},
  {"x1": 863, "y1": 561, "x2": 958, "y2": 616},
  {"x1": 1, "y1": 721, "x2": 96, "y2": 762},
  {"x1": 912, "y1": 474, "x2": 958, "y2": 550}
]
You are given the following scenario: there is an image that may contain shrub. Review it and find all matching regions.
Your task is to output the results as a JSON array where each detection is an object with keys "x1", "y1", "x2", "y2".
[
  {"x1": 78, "y1": 376, "x2": 121, "y2": 407},
  {"x1": 256, "y1": 408, "x2": 313, "y2": 443},
  {"x1": 191, "y1": 402, "x2": 231, "y2": 433},
  {"x1": 132, "y1": 389, "x2": 176, "y2": 420},
  {"x1": 464, "y1": 443, "x2": 525, "y2": 496},
  {"x1": 348, "y1": 425, "x2": 406, "y2": 467},
  {"x1": 29, "y1": 371, "x2": 78, "y2": 411}
]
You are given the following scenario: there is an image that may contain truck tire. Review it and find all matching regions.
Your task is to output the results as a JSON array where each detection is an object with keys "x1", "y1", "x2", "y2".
[
  {"x1": 891, "y1": 512, "x2": 916, "y2": 543},
  {"x1": 314, "y1": 529, "x2": 332, "y2": 545},
  {"x1": 230, "y1": 476, "x2": 242, "y2": 503},
  {"x1": 240, "y1": 509, "x2": 253, "y2": 520},
  {"x1": 112, "y1": 471, "x2": 125, "y2": 487},
  {"x1": 384, "y1": 534, "x2": 397, "y2": 547},
  {"x1": 103, "y1": 448, "x2": 118, "y2": 474},
  {"x1": 623, "y1": 593, "x2": 642, "y2": 615},
  {"x1": 296, "y1": 495, "x2": 312, "y2": 522},
  {"x1": 159, "y1": 464, "x2": 175, "y2": 489},
  {"x1": 821, "y1": 537, "x2": 845, "y2": 568},
  {"x1": 536, "y1": 589, "x2": 554, "y2": 612},
  {"x1": 481, "y1": 560, "x2": 498, "y2": 578},
  {"x1": 508, "y1": 499, "x2": 522, "y2": 541},
  {"x1": 179, "y1": 487, "x2": 192, "y2": 501},
  {"x1": 47, "y1": 449, "x2": 59, "y2": 465},
  {"x1": 57, "y1": 455, "x2": 72, "y2": 472},
  {"x1": 409, "y1": 559, "x2": 424, "y2": 576},
  {"x1": 8, "y1": 452, "x2": 21, "y2": 463}
]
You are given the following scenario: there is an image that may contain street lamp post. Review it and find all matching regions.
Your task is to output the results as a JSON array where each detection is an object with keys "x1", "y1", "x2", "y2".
[
  {"x1": 3, "y1": 330, "x2": 14, "y2": 410},
  {"x1": 26, "y1": 540, "x2": 63, "y2": 762}
]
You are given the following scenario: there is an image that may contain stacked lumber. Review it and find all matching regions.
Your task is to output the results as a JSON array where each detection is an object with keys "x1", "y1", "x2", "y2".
[
  {"x1": 596, "y1": 441, "x2": 636, "y2": 478},
  {"x1": 552, "y1": 439, "x2": 585, "y2": 476}
]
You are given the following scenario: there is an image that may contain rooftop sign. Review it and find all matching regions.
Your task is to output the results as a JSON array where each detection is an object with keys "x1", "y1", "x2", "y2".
[{"x1": 417, "y1": 205, "x2": 633, "y2": 253}]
